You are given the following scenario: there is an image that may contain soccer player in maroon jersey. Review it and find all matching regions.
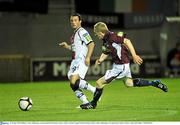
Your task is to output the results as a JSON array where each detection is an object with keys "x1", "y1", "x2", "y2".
[{"x1": 80, "y1": 22, "x2": 168, "y2": 109}]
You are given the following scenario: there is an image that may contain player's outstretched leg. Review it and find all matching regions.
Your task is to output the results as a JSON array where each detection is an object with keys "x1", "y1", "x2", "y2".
[{"x1": 133, "y1": 78, "x2": 168, "y2": 92}]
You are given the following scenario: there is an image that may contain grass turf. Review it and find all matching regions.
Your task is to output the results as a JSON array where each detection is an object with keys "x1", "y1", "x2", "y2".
[{"x1": 0, "y1": 78, "x2": 180, "y2": 121}]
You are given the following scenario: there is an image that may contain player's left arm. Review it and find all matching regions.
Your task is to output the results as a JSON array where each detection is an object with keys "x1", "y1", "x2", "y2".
[
  {"x1": 80, "y1": 30, "x2": 95, "y2": 66},
  {"x1": 86, "y1": 42, "x2": 95, "y2": 66},
  {"x1": 123, "y1": 38, "x2": 143, "y2": 65}
]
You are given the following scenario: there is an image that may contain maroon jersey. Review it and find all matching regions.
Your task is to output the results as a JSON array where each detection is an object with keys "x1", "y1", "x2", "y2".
[
  {"x1": 70, "y1": 34, "x2": 75, "y2": 59},
  {"x1": 102, "y1": 31, "x2": 130, "y2": 64}
]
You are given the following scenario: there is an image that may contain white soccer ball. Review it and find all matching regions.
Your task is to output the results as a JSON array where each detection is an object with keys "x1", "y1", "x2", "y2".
[{"x1": 18, "y1": 97, "x2": 33, "y2": 111}]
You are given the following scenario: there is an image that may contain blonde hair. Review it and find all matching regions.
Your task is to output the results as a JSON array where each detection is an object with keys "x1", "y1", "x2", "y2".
[{"x1": 94, "y1": 22, "x2": 109, "y2": 33}]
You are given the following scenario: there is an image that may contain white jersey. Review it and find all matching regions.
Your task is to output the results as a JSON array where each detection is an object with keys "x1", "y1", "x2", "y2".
[
  {"x1": 70, "y1": 27, "x2": 93, "y2": 60},
  {"x1": 68, "y1": 27, "x2": 93, "y2": 79}
]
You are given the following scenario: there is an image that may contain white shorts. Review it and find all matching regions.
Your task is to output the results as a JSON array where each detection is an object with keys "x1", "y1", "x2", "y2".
[
  {"x1": 104, "y1": 63, "x2": 132, "y2": 83},
  {"x1": 67, "y1": 57, "x2": 88, "y2": 80}
]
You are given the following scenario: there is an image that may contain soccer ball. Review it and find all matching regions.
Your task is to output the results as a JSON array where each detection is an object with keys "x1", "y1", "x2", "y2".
[{"x1": 18, "y1": 97, "x2": 33, "y2": 111}]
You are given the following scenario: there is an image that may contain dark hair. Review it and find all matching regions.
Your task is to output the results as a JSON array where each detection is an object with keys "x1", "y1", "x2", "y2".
[{"x1": 71, "y1": 13, "x2": 82, "y2": 21}]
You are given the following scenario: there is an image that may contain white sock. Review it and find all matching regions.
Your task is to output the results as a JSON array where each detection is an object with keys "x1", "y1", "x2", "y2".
[
  {"x1": 79, "y1": 79, "x2": 96, "y2": 93},
  {"x1": 74, "y1": 89, "x2": 89, "y2": 104}
]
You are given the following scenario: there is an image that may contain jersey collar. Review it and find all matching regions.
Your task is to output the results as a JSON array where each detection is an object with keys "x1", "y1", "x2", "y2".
[{"x1": 74, "y1": 27, "x2": 81, "y2": 33}]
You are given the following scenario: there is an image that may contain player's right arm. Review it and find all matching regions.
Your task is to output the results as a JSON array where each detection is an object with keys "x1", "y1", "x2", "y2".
[
  {"x1": 123, "y1": 38, "x2": 143, "y2": 65},
  {"x1": 95, "y1": 53, "x2": 108, "y2": 67},
  {"x1": 59, "y1": 42, "x2": 71, "y2": 51}
]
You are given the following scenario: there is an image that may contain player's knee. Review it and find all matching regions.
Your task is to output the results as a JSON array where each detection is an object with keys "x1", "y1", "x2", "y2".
[
  {"x1": 70, "y1": 75, "x2": 79, "y2": 84},
  {"x1": 70, "y1": 78, "x2": 76, "y2": 84},
  {"x1": 70, "y1": 79, "x2": 80, "y2": 91},
  {"x1": 124, "y1": 82, "x2": 133, "y2": 87},
  {"x1": 124, "y1": 79, "x2": 134, "y2": 87},
  {"x1": 70, "y1": 77, "x2": 74, "y2": 84}
]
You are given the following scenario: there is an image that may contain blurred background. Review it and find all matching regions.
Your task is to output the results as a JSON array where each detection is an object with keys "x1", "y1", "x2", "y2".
[{"x1": 0, "y1": 0, "x2": 180, "y2": 82}]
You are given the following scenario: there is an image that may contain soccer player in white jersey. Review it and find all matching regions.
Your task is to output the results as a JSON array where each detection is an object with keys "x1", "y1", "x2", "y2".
[{"x1": 59, "y1": 13, "x2": 96, "y2": 106}]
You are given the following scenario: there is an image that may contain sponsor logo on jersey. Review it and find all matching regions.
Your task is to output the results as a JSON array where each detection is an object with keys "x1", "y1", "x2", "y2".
[{"x1": 83, "y1": 33, "x2": 92, "y2": 42}]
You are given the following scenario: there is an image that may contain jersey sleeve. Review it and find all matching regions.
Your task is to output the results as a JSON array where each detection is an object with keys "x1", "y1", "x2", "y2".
[
  {"x1": 110, "y1": 33, "x2": 124, "y2": 44},
  {"x1": 79, "y1": 29, "x2": 93, "y2": 45}
]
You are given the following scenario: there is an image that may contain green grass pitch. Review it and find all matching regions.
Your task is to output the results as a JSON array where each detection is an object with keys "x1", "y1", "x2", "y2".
[{"x1": 0, "y1": 78, "x2": 180, "y2": 121}]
